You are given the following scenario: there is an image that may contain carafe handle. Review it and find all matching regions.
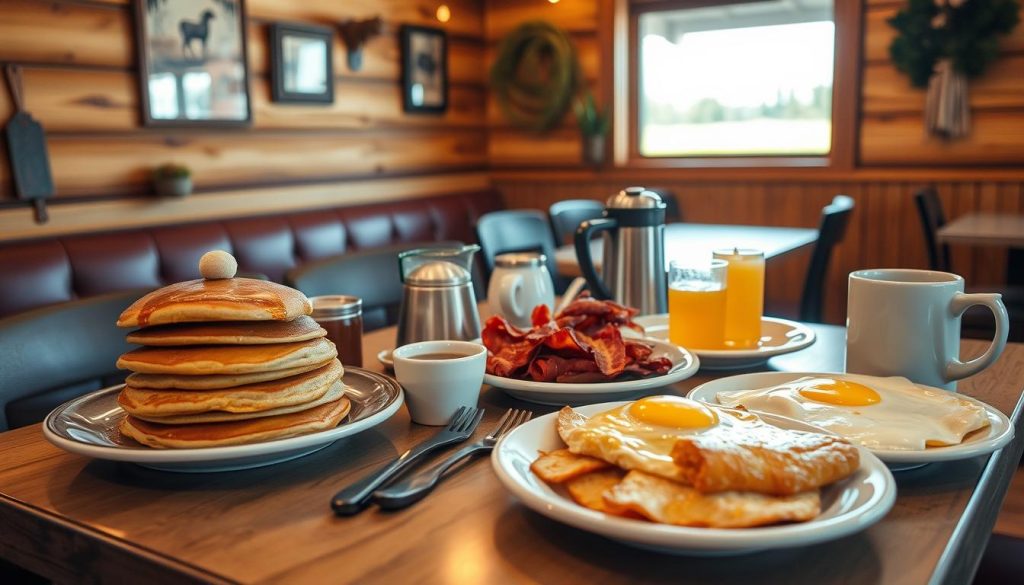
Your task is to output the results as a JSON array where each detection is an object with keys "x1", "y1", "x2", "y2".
[{"x1": 574, "y1": 218, "x2": 616, "y2": 300}]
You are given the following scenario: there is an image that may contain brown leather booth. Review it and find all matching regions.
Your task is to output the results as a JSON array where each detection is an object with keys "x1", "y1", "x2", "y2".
[{"x1": 0, "y1": 189, "x2": 504, "y2": 318}]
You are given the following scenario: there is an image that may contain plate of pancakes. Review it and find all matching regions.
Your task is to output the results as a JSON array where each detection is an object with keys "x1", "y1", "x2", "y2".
[
  {"x1": 42, "y1": 251, "x2": 403, "y2": 472},
  {"x1": 686, "y1": 372, "x2": 1013, "y2": 466},
  {"x1": 492, "y1": 397, "x2": 896, "y2": 555}
]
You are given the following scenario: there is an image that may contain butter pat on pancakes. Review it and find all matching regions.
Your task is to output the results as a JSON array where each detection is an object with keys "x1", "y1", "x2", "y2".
[{"x1": 715, "y1": 375, "x2": 990, "y2": 450}]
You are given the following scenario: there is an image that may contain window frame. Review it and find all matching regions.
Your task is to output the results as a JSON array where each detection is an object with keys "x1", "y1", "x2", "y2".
[{"x1": 609, "y1": 0, "x2": 861, "y2": 170}]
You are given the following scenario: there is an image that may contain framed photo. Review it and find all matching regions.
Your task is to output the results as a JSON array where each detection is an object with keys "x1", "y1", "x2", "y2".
[
  {"x1": 134, "y1": 0, "x2": 251, "y2": 126},
  {"x1": 270, "y1": 23, "x2": 334, "y2": 104},
  {"x1": 400, "y1": 25, "x2": 448, "y2": 114}
]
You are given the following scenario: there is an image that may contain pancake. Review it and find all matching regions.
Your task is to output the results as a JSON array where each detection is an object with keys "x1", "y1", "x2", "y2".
[
  {"x1": 128, "y1": 380, "x2": 347, "y2": 424},
  {"x1": 118, "y1": 360, "x2": 343, "y2": 417},
  {"x1": 117, "y1": 277, "x2": 312, "y2": 328},
  {"x1": 119, "y1": 397, "x2": 351, "y2": 449},
  {"x1": 117, "y1": 338, "x2": 337, "y2": 375},
  {"x1": 126, "y1": 362, "x2": 330, "y2": 390},
  {"x1": 126, "y1": 316, "x2": 327, "y2": 346}
]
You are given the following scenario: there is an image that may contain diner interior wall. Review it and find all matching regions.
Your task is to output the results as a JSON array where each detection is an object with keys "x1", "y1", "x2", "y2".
[
  {"x1": 486, "y1": 0, "x2": 1024, "y2": 324},
  {"x1": 0, "y1": 0, "x2": 489, "y2": 239}
]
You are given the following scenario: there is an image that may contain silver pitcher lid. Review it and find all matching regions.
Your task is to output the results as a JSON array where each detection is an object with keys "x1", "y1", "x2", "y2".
[
  {"x1": 606, "y1": 186, "x2": 665, "y2": 210},
  {"x1": 405, "y1": 261, "x2": 471, "y2": 286},
  {"x1": 495, "y1": 252, "x2": 546, "y2": 268}
]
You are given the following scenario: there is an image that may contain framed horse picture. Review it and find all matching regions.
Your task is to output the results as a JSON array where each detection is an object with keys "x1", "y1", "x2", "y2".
[{"x1": 134, "y1": 0, "x2": 252, "y2": 126}]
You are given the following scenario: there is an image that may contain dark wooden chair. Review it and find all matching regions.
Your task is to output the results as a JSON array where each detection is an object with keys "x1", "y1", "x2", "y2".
[
  {"x1": 915, "y1": 187, "x2": 952, "y2": 271},
  {"x1": 799, "y1": 195, "x2": 855, "y2": 323},
  {"x1": 548, "y1": 199, "x2": 604, "y2": 246},
  {"x1": 286, "y1": 240, "x2": 480, "y2": 332},
  {"x1": 0, "y1": 290, "x2": 141, "y2": 431},
  {"x1": 914, "y1": 187, "x2": 1023, "y2": 341}
]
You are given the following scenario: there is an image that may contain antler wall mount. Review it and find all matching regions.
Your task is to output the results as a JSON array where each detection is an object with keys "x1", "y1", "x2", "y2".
[{"x1": 338, "y1": 17, "x2": 383, "y2": 71}]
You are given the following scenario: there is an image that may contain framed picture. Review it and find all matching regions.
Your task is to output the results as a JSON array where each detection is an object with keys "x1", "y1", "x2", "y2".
[
  {"x1": 270, "y1": 23, "x2": 334, "y2": 104},
  {"x1": 134, "y1": 0, "x2": 251, "y2": 126},
  {"x1": 400, "y1": 25, "x2": 448, "y2": 114}
]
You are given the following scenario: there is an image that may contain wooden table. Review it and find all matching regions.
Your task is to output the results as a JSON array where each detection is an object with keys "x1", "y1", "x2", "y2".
[
  {"x1": 1, "y1": 327, "x2": 1022, "y2": 585},
  {"x1": 555, "y1": 222, "x2": 819, "y2": 277},
  {"x1": 937, "y1": 213, "x2": 1024, "y2": 247}
]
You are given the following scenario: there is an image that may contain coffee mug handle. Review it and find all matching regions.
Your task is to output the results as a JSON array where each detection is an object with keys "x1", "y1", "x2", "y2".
[
  {"x1": 495, "y1": 272, "x2": 524, "y2": 321},
  {"x1": 945, "y1": 292, "x2": 1009, "y2": 382}
]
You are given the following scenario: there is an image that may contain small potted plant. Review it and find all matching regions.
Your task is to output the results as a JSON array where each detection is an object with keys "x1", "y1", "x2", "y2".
[
  {"x1": 152, "y1": 163, "x2": 192, "y2": 198},
  {"x1": 574, "y1": 91, "x2": 610, "y2": 167}
]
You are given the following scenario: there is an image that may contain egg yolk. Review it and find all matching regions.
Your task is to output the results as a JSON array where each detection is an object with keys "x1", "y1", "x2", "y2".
[
  {"x1": 797, "y1": 378, "x2": 881, "y2": 406},
  {"x1": 628, "y1": 396, "x2": 718, "y2": 429}
]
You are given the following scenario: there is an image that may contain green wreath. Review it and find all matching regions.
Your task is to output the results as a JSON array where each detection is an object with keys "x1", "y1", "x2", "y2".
[
  {"x1": 889, "y1": 0, "x2": 1020, "y2": 88},
  {"x1": 490, "y1": 21, "x2": 579, "y2": 132}
]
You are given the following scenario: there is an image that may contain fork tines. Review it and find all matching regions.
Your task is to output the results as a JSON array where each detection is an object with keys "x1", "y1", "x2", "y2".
[{"x1": 489, "y1": 408, "x2": 533, "y2": 440}]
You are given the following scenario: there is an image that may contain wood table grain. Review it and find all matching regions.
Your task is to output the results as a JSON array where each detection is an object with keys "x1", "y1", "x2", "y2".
[
  {"x1": 0, "y1": 326, "x2": 1022, "y2": 585},
  {"x1": 555, "y1": 223, "x2": 819, "y2": 277},
  {"x1": 937, "y1": 213, "x2": 1024, "y2": 247}
]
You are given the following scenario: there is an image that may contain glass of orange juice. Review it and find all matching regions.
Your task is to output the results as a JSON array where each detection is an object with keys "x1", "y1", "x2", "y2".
[
  {"x1": 713, "y1": 248, "x2": 765, "y2": 349},
  {"x1": 667, "y1": 259, "x2": 728, "y2": 349}
]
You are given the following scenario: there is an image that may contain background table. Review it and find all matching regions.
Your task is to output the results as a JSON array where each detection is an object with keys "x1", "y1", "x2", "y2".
[
  {"x1": 0, "y1": 324, "x2": 1021, "y2": 585},
  {"x1": 938, "y1": 213, "x2": 1024, "y2": 247},
  {"x1": 556, "y1": 223, "x2": 818, "y2": 277}
]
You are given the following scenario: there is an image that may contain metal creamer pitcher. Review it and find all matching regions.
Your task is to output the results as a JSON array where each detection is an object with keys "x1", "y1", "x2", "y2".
[{"x1": 396, "y1": 244, "x2": 481, "y2": 346}]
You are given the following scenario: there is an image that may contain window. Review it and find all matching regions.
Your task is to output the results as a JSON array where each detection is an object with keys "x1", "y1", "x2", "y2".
[{"x1": 635, "y1": 0, "x2": 835, "y2": 158}]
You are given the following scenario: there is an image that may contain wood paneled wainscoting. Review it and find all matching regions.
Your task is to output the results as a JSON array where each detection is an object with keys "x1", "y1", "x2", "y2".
[{"x1": 493, "y1": 172, "x2": 1024, "y2": 325}]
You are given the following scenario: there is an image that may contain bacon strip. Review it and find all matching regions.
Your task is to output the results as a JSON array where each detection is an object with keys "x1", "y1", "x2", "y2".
[{"x1": 483, "y1": 295, "x2": 667, "y2": 383}]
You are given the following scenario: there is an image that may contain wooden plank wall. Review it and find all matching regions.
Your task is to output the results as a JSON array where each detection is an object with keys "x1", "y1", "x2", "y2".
[
  {"x1": 486, "y1": 0, "x2": 1024, "y2": 324},
  {"x1": 0, "y1": 0, "x2": 488, "y2": 237},
  {"x1": 861, "y1": 0, "x2": 1024, "y2": 165}
]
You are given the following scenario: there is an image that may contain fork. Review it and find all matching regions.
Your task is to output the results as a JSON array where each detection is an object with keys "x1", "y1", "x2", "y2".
[
  {"x1": 331, "y1": 406, "x2": 484, "y2": 516},
  {"x1": 372, "y1": 408, "x2": 533, "y2": 510}
]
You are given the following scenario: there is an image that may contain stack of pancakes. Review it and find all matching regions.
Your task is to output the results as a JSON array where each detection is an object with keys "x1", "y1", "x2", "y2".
[{"x1": 115, "y1": 265, "x2": 350, "y2": 449}]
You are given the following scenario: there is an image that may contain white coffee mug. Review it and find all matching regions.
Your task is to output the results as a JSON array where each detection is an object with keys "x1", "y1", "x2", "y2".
[
  {"x1": 846, "y1": 269, "x2": 1009, "y2": 390},
  {"x1": 487, "y1": 252, "x2": 555, "y2": 328},
  {"x1": 392, "y1": 340, "x2": 486, "y2": 425}
]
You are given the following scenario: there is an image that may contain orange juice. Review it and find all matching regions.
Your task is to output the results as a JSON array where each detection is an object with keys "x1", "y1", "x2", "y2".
[
  {"x1": 713, "y1": 249, "x2": 765, "y2": 349},
  {"x1": 668, "y1": 285, "x2": 728, "y2": 349}
]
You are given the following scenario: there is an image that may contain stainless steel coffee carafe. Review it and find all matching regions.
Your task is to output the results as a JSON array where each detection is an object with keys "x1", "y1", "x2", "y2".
[
  {"x1": 396, "y1": 245, "x2": 481, "y2": 346},
  {"x1": 574, "y1": 187, "x2": 667, "y2": 315}
]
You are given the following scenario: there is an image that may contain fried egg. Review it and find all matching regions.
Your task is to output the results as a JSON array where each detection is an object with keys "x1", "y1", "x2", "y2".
[
  {"x1": 715, "y1": 374, "x2": 990, "y2": 451},
  {"x1": 557, "y1": 395, "x2": 764, "y2": 482}
]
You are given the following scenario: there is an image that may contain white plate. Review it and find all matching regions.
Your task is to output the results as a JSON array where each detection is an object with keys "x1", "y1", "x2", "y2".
[
  {"x1": 43, "y1": 367, "x2": 404, "y2": 473},
  {"x1": 377, "y1": 348, "x2": 394, "y2": 370},
  {"x1": 491, "y1": 401, "x2": 896, "y2": 555},
  {"x1": 687, "y1": 372, "x2": 1014, "y2": 465},
  {"x1": 631, "y1": 315, "x2": 815, "y2": 370},
  {"x1": 483, "y1": 339, "x2": 699, "y2": 405}
]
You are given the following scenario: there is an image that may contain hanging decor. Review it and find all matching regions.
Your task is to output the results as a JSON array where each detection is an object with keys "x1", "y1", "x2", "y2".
[
  {"x1": 490, "y1": 21, "x2": 579, "y2": 133},
  {"x1": 888, "y1": 0, "x2": 1020, "y2": 139}
]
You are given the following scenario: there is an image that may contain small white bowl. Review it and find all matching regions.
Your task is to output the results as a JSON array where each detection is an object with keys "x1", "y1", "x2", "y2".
[{"x1": 393, "y1": 340, "x2": 486, "y2": 425}]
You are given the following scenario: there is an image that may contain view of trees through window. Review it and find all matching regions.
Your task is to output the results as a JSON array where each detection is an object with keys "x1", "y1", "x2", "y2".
[{"x1": 638, "y1": 1, "x2": 835, "y2": 157}]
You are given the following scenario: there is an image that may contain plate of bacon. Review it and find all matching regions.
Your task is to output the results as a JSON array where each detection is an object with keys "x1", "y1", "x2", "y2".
[{"x1": 481, "y1": 297, "x2": 699, "y2": 405}]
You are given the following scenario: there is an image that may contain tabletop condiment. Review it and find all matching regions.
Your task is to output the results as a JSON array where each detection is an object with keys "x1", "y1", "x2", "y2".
[
  {"x1": 311, "y1": 295, "x2": 363, "y2": 367},
  {"x1": 713, "y1": 248, "x2": 765, "y2": 349}
]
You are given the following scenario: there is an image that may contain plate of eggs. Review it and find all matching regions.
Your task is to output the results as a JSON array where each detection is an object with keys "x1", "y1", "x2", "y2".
[
  {"x1": 492, "y1": 396, "x2": 896, "y2": 555},
  {"x1": 686, "y1": 372, "x2": 1013, "y2": 465}
]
